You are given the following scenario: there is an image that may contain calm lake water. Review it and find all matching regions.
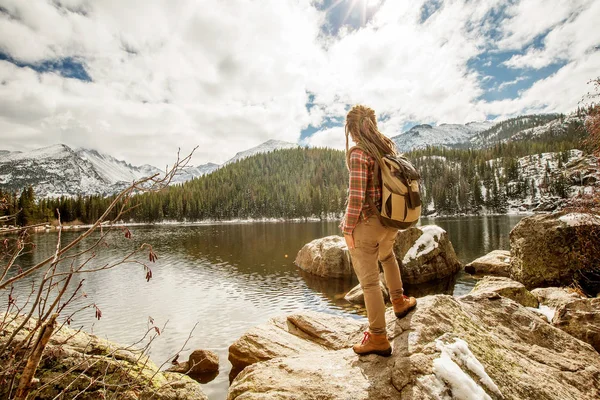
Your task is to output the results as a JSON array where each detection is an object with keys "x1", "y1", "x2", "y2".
[{"x1": 6, "y1": 215, "x2": 523, "y2": 399}]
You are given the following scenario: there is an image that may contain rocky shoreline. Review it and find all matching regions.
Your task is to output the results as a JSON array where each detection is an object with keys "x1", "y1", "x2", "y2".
[{"x1": 3, "y1": 210, "x2": 599, "y2": 399}]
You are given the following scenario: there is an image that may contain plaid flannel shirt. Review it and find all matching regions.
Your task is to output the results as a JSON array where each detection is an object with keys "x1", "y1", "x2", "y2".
[{"x1": 341, "y1": 148, "x2": 382, "y2": 236}]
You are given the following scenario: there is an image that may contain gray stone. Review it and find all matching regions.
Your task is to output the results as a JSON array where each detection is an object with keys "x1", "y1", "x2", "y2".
[
  {"x1": 294, "y1": 235, "x2": 353, "y2": 278},
  {"x1": 470, "y1": 276, "x2": 539, "y2": 307},
  {"x1": 465, "y1": 250, "x2": 511, "y2": 277}
]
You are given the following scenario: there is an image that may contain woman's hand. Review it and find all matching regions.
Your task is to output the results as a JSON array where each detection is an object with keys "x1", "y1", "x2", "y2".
[{"x1": 344, "y1": 233, "x2": 355, "y2": 250}]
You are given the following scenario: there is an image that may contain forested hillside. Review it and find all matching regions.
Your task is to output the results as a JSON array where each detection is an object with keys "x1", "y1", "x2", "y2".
[{"x1": 1, "y1": 113, "x2": 596, "y2": 226}]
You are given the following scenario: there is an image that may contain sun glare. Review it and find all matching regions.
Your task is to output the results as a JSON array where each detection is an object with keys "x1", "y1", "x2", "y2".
[{"x1": 327, "y1": 0, "x2": 381, "y2": 27}]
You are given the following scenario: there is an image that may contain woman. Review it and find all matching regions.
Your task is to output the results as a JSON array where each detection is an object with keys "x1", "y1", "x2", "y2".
[{"x1": 341, "y1": 105, "x2": 417, "y2": 357}]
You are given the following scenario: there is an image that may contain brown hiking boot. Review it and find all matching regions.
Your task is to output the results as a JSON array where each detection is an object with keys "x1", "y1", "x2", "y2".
[
  {"x1": 352, "y1": 332, "x2": 392, "y2": 357},
  {"x1": 392, "y1": 295, "x2": 417, "y2": 319}
]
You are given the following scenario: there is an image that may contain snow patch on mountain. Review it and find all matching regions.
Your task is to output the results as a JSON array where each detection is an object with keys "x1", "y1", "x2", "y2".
[
  {"x1": 392, "y1": 121, "x2": 494, "y2": 152},
  {"x1": 224, "y1": 139, "x2": 298, "y2": 165},
  {"x1": 76, "y1": 148, "x2": 162, "y2": 183}
]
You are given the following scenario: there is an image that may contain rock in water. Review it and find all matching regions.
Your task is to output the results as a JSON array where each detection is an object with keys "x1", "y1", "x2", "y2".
[
  {"x1": 509, "y1": 212, "x2": 600, "y2": 291},
  {"x1": 552, "y1": 298, "x2": 600, "y2": 352},
  {"x1": 294, "y1": 236, "x2": 353, "y2": 278},
  {"x1": 167, "y1": 349, "x2": 219, "y2": 380},
  {"x1": 394, "y1": 225, "x2": 462, "y2": 285},
  {"x1": 227, "y1": 294, "x2": 600, "y2": 400},
  {"x1": 465, "y1": 250, "x2": 511, "y2": 277},
  {"x1": 344, "y1": 273, "x2": 389, "y2": 305},
  {"x1": 470, "y1": 276, "x2": 539, "y2": 307}
]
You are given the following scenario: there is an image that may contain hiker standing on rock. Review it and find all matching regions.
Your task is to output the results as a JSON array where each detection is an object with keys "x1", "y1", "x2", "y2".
[{"x1": 341, "y1": 105, "x2": 417, "y2": 357}]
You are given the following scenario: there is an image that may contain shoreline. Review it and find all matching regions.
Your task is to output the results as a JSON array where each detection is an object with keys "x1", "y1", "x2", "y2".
[{"x1": 0, "y1": 211, "x2": 539, "y2": 234}]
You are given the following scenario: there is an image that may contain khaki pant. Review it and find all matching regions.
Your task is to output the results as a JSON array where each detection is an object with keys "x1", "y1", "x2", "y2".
[{"x1": 349, "y1": 216, "x2": 404, "y2": 335}]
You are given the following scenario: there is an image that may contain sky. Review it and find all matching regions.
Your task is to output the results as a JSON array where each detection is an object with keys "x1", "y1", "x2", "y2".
[{"x1": 0, "y1": 0, "x2": 598, "y2": 168}]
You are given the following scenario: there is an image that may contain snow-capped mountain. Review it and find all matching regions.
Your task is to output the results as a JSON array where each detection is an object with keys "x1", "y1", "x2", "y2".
[
  {"x1": 0, "y1": 145, "x2": 219, "y2": 198},
  {"x1": 0, "y1": 144, "x2": 122, "y2": 198},
  {"x1": 76, "y1": 148, "x2": 162, "y2": 183},
  {"x1": 170, "y1": 163, "x2": 220, "y2": 184},
  {"x1": 0, "y1": 139, "x2": 299, "y2": 198},
  {"x1": 392, "y1": 121, "x2": 494, "y2": 152},
  {"x1": 224, "y1": 139, "x2": 298, "y2": 165},
  {"x1": 469, "y1": 114, "x2": 563, "y2": 147}
]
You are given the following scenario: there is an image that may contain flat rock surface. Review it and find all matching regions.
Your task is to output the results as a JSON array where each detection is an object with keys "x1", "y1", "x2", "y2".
[
  {"x1": 228, "y1": 293, "x2": 600, "y2": 400},
  {"x1": 470, "y1": 276, "x2": 539, "y2": 307}
]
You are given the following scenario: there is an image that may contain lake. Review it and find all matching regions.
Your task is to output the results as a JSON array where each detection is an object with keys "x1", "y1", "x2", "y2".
[{"x1": 5, "y1": 215, "x2": 523, "y2": 399}]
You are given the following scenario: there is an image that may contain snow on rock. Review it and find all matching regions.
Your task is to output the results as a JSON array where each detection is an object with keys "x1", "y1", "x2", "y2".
[
  {"x1": 402, "y1": 225, "x2": 446, "y2": 264},
  {"x1": 559, "y1": 212, "x2": 600, "y2": 227},
  {"x1": 433, "y1": 336, "x2": 501, "y2": 400}
]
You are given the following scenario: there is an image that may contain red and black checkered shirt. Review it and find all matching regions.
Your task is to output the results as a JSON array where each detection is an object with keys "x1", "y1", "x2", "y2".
[{"x1": 341, "y1": 148, "x2": 382, "y2": 236}]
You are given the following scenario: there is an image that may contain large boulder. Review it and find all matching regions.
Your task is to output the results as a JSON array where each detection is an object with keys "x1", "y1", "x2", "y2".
[
  {"x1": 294, "y1": 236, "x2": 353, "y2": 278},
  {"x1": 470, "y1": 276, "x2": 539, "y2": 307},
  {"x1": 227, "y1": 293, "x2": 600, "y2": 400},
  {"x1": 531, "y1": 287, "x2": 586, "y2": 308},
  {"x1": 394, "y1": 225, "x2": 462, "y2": 285},
  {"x1": 509, "y1": 212, "x2": 600, "y2": 290},
  {"x1": 465, "y1": 250, "x2": 511, "y2": 277},
  {"x1": 0, "y1": 315, "x2": 208, "y2": 400},
  {"x1": 552, "y1": 298, "x2": 600, "y2": 353}
]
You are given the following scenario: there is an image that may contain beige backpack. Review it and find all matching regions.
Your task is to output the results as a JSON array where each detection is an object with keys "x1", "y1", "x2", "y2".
[{"x1": 349, "y1": 146, "x2": 422, "y2": 229}]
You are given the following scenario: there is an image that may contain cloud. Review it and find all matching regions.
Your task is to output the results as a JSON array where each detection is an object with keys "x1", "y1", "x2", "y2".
[
  {"x1": 301, "y1": 126, "x2": 346, "y2": 150},
  {"x1": 0, "y1": 0, "x2": 597, "y2": 168},
  {"x1": 484, "y1": 51, "x2": 600, "y2": 117},
  {"x1": 501, "y1": 0, "x2": 599, "y2": 70}
]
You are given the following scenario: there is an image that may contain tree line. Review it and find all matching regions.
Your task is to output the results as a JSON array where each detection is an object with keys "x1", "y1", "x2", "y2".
[{"x1": 0, "y1": 115, "x2": 591, "y2": 226}]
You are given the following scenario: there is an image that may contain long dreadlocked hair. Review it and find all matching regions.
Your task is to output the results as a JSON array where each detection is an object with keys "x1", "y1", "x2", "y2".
[{"x1": 345, "y1": 105, "x2": 398, "y2": 168}]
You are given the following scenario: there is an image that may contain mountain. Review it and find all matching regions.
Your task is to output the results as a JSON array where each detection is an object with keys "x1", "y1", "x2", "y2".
[
  {"x1": 0, "y1": 145, "x2": 218, "y2": 198},
  {"x1": 170, "y1": 163, "x2": 220, "y2": 184},
  {"x1": 75, "y1": 148, "x2": 162, "y2": 183},
  {"x1": 0, "y1": 144, "x2": 121, "y2": 198},
  {"x1": 224, "y1": 139, "x2": 298, "y2": 165},
  {"x1": 392, "y1": 121, "x2": 494, "y2": 152},
  {"x1": 0, "y1": 139, "x2": 299, "y2": 198},
  {"x1": 469, "y1": 114, "x2": 562, "y2": 147}
]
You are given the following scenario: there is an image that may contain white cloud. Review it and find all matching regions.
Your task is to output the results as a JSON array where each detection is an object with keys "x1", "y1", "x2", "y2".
[
  {"x1": 484, "y1": 51, "x2": 600, "y2": 117},
  {"x1": 301, "y1": 126, "x2": 346, "y2": 150},
  {"x1": 0, "y1": 0, "x2": 597, "y2": 168},
  {"x1": 496, "y1": 0, "x2": 578, "y2": 51},
  {"x1": 501, "y1": 0, "x2": 599, "y2": 69}
]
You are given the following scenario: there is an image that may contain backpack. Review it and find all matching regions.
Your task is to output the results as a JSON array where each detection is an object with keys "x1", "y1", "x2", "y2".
[{"x1": 349, "y1": 145, "x2": 422, "y2": 229}]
